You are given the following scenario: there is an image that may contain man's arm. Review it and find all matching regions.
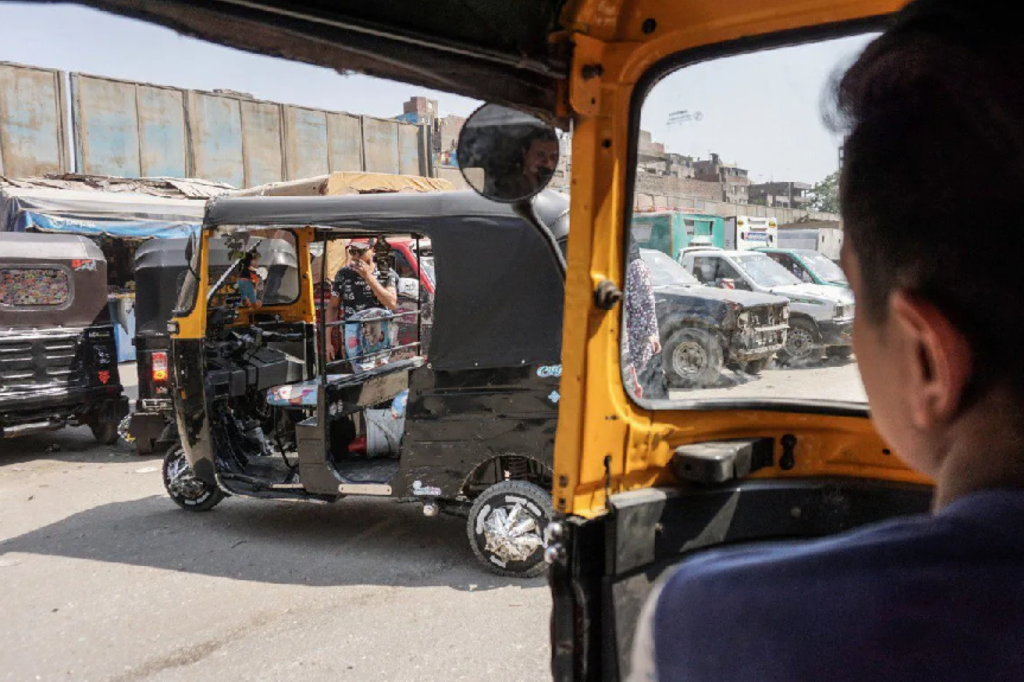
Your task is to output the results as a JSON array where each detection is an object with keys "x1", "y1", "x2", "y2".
[
  {"x1": 353, "y1": 261, "x2": 398, "y2": 309},
  {"x1": 325, "y1": 293, "x2": 341, "y2": 361}
]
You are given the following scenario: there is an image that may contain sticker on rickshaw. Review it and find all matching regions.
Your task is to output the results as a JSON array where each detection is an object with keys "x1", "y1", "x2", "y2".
[{"x1": 71, "y1": 259, "x2": 96, "y2": 271}]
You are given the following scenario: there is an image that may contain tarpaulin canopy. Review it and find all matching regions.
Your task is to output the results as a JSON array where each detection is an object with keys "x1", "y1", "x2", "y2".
[
  {"x1": 234, "y1": 171, "x2": 455, "y2": 197},
  {"x1": 0, "y1": 186, "x2": 209, "y2": 239}
]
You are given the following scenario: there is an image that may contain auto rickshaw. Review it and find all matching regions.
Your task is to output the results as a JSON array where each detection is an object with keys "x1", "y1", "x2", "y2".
[
  {"x1": 164, "y1": 190, "x2": 568, "y2": 576},
  {"x1": 0, "y1": 232, "x2": 128, "y2": 443},
  {"x1": 127, "y1": 236, "x2": 299, "y2": 454},
  {"x1": 62, "y1": 0, "x2": 938, "y2": 679}
]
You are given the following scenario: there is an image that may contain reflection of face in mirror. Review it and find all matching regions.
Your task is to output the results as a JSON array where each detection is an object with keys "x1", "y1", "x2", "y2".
[
  {"x1": 457, "y1": 103, "x2": 560, "y2": 203},
  {"x1": 522, "y1": 132, "x2": 560, "y2": 188}
]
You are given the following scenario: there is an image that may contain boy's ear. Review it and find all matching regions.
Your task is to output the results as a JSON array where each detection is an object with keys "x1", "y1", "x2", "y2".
[{"x1": 890, "y1": 291, "x2": 974, "y2": 428}]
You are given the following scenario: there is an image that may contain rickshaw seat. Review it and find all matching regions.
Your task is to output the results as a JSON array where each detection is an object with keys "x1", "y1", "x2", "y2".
[{"x1": 266, "y1": 356, "x2": 426, "y2": 409}]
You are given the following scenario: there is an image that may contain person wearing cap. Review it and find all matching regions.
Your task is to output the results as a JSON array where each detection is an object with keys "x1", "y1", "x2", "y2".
[{"x1": 326, "y1": 238, "x2": 398, "y2": 362}]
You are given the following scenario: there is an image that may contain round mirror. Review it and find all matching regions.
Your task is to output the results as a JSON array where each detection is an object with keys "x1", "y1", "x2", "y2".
[{"x1": 457, "y1": 103, "x2": 560, "y2": 203}]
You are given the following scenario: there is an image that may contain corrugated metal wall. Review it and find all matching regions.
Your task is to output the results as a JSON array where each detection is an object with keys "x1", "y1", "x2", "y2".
[
  {"x1": 0, "y1": 62, "x2": 68, "y2": 177},
  {"x1": 1, "y1": 64, "x2": 430, "y2": 186}
]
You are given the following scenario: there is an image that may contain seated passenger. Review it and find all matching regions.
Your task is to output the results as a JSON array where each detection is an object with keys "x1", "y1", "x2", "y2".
[
  {"x1": 236, "y1": 250, "x2": 262, "y2": 308},
  {"x1": 630, "y1": 1, "x2": 1024, "y2": 679},
  {"x1": 326, "y1": 239, "x2": 398, "y2": 371}
]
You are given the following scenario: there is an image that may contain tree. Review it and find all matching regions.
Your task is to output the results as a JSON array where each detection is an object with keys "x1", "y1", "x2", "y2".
[{"x1": 809, "y1": 171, "x2": 840, "y2": 214}]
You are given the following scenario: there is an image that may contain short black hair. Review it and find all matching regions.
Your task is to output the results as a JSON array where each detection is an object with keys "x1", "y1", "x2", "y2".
[
  {"x1": 521, "y1": 126, "x2": 559, "y2": 152},
  {"x1": 831, "y1": 0, "x2": 1024, "y2": 393}
]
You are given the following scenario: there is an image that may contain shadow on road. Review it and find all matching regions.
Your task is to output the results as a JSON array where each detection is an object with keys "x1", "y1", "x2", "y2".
[
  {"x1": 0, "y1": 492, "x2": 547, "y2": 592},
  {"x1": 0, "y1": 425, "x2": 141, "y2": 465}
]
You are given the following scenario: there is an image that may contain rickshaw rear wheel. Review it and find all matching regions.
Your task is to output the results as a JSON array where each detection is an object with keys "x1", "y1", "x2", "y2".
[
  {"x1": 89, "y1": 419, "x2": 120, "y2": 445},
  {"x1": 467, "y1": 480, "x2": 551, "y2": 579},
  {"x1": 163, "y1": 444, "x2": 225, "y2": 512}
]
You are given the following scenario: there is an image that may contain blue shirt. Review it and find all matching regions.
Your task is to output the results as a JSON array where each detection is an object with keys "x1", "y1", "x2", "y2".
[{"x1": 630, "y1": 489, "x2": 1024, "y2": 682}]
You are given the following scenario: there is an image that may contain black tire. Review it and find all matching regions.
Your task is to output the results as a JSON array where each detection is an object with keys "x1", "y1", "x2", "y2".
[
  {"x1": 827, "y1": 347, "x2": 854, "y2": 361},
  {"x1": 467, "y1": 480, "x2": 551, "y2": 578},
  {"x1": 162, "y1": 444, "x2": 225, "y2": 512},
  {"x1": 664, "y1": 327, "x2": 724, "y2": 388},
  {"x1": 90, "y1": 420, "x2": 120, "y2": 445},
  {"x1": 778, "y1": 318, "x2": 821, "y2": 366},
  {"x1": 135, "y1": 438, "x2": 157, "y2": 456},
  {"x1": 743, "y1": 358, "x2": 771, "y2": 375}
]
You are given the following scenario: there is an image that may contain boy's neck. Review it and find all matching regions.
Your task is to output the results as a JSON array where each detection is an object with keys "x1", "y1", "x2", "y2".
[{"x1": 933, "y1": 388, "x2": 1024, "y2": 509}]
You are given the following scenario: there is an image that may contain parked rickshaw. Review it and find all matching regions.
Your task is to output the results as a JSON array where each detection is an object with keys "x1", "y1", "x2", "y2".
[
  {"x1": 127, "y1": 236, "x2": 298, "y2": 454},
  {"x1": 165, "y1": 190, "x2": 568, "y2": 576},
  {"x1": 0, "y1": 233, "x2": 128, "y2": 443}
]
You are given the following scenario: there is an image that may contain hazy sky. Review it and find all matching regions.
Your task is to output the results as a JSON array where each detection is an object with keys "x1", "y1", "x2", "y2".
[
  {"x1": 1, "y1": 4, "x2": 482, "y2": 120},
  {"x1": 641, "y1": 34, "x2": 877, "y2": 184},
  {"x1": 4, "y1": 4, "x2": 872, "y2": 184}
]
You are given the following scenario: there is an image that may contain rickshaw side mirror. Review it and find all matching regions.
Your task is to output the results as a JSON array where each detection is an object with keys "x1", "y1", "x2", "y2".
[{"x1": 457, "y1": 103, "x2": 560, "y2": 204}]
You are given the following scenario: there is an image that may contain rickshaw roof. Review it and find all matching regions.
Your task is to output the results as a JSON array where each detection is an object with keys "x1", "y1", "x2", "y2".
[
  {"x1": 0, "y1": 232, "x2": 105, "y2": 262},
  {"x1": 204, "y1": 190, "x2": 570, "y2": 242},
  {"x1": 204, "y1": 190, "x2": 569, "y2": 372}
]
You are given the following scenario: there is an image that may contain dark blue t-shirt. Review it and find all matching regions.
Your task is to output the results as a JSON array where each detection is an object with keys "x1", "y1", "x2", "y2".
[{"x1": 630, "y1": 489, "x2": 1024, "y2": 682}]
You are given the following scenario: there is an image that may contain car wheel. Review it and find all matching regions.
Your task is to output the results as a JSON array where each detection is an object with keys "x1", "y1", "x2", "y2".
[
  {"x1": 778, "y1": 318, "x2": 820, "y2": 366},
  {"x1": 89, "y1": 419, "x2": 120, "y2": 445},
  {"x1": 467, "y1": 480, "x2": 550, "y2": 578},
  {"x1": 163, "y1": 444, "x2": 225, "y2": 512},
  {"x1": 744, "y1": 358, "x2": 770, "y2": 375},
  {"x1": 664, "y1": 327, "x2": 725, "y2": 388}
]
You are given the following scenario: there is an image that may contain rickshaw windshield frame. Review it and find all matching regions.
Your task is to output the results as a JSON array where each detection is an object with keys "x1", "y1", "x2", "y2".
[{"x1": 618, "y1": 17, "x2": 884, "y2": 416}]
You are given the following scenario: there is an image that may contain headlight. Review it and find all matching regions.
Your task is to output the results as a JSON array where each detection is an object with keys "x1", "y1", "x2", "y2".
[
  {"x1": 781, "y1": 307, "x2": 790, "y2": 321},
  {"x1": 738, "y1": 312, "x2": 750, "y2": 326}
]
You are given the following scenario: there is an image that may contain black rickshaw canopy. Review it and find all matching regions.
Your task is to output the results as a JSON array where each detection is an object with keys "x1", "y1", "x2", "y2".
[{"x1": 203, "y1": 190, "x2": 569, "y2": 371}]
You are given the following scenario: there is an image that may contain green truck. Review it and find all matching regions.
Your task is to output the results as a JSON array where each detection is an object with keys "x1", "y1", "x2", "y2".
[{"x1": 631, "y1": 211, "x2": 725, "y2": 257}]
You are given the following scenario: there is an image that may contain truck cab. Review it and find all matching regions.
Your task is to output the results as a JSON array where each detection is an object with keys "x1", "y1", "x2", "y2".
[{"x1": 757, "y1": 247, "x2": 850, "y2": 288}]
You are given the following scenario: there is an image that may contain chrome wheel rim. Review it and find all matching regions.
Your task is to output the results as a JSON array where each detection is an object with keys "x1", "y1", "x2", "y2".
[{"x1": 479, "y1": 500, "x2": 545, "y2": 565}]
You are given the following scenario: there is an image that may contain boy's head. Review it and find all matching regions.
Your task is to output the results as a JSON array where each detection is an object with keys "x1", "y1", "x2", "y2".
[{"x1": 835, "y1": 0, "x2": 1024, "y2": 476}]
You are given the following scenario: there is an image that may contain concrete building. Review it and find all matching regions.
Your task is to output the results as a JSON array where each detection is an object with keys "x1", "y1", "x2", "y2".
[
  {"x1": 693, "y1": 153, "x2": 750, "y2": 204},
  {"x1": 748, "y1": 181, "x2": 812, "y2": 208}
]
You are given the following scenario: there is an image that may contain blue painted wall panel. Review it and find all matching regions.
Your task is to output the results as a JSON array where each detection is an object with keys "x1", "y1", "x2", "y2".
[
  {"x1": 188, "y1": 92, "x2": 244, "y2": 188},
  {"x1": 0, "y1": 63, "x2": 66, "y2": 177}
]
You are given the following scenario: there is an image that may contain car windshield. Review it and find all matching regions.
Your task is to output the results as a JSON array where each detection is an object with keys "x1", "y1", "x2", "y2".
[
  {"x1": 798, "y1": 250, "x2": 847, "y2": 284},
  {"x1": 641, "y1": 249, "x2": 699, "y2": 287},
  {"x1": 734, "y1": 253, "x2": 802, "y2": 288}
]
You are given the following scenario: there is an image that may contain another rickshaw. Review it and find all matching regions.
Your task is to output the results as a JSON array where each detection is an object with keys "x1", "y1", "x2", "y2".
[
  {"x1": 127, "y1": 236, "x2": 298, "y2": 454},
  {"x1": 0, "y1": 233, "x2": 128, "y2": 443},
  {"x1": 164, "y1": 190, "x2": 568, "y2": 577}
]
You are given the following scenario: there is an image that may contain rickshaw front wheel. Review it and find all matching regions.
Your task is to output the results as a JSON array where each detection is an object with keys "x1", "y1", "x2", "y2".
[
  {"x1": 163, "y1": 444, "x2": 225, "y2": 512},
  {"x1": 467, "y1": 480, "x2": 551, "y2": 579}
]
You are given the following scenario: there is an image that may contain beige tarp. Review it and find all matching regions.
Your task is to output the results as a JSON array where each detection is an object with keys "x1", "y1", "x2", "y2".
[{"x1": 234, "y1": 172, "x2": 454, "y2": 198}]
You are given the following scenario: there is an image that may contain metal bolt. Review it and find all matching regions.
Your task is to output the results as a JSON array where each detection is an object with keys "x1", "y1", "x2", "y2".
[{"x1": 544, "y1": 544, "x2": 567, "y2": 566}]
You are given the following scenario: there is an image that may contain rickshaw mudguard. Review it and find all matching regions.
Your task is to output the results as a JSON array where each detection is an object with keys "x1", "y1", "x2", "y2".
[
  {"x1": 395, "y1": 364, "x2": 561, "y2": 499},
  {"x1": 170, "y1": 338, "x2": 218, "y2": 485}
]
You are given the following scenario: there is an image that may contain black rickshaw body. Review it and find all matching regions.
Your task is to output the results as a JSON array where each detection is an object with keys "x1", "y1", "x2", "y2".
[
  {"x1": 171, "y1": 191, "x2": 568, "y2": 514},
  {"x1": 130, "y1": 235, "x2": 298, "y2": 453},
  {"x1": 0, "y1": 232, "x2": 128, "y2": 441}
]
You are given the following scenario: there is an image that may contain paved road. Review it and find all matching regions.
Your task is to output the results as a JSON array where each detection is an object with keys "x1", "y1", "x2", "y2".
[
  {"x1": 672, "y1": 358, "x2": 868, "y2": 403},
  {"x1": 0, "y1": 366, "x2": 550, "y2": 682}
]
